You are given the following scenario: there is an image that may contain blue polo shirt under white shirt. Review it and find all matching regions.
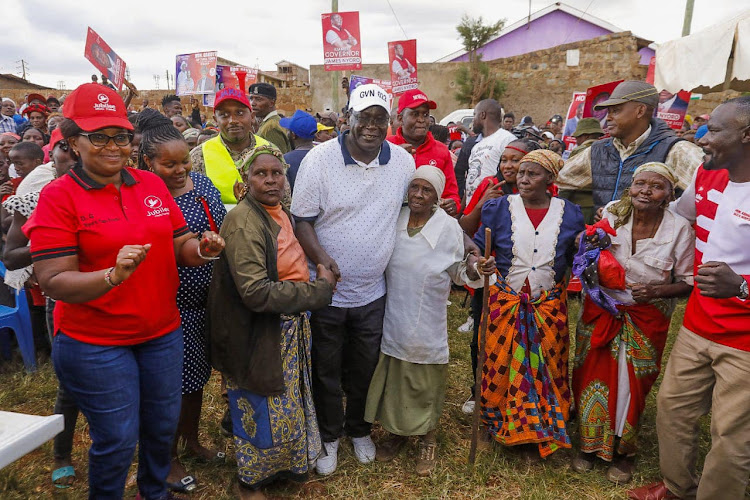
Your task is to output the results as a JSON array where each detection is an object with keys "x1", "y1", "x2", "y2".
[{"x1": 291, "y1": 131, "x2": 415, "y2": 308}]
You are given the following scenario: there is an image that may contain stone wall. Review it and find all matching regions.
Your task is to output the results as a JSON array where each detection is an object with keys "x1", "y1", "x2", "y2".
[{"x1": 309, "y1": 31, "x2": 739, "y2": 123}]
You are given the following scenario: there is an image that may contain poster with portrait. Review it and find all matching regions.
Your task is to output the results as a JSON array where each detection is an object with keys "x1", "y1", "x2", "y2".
[
  {"x1": 388, "y1": 39, "x2": 418, "y2": 95},
  {"x1": 583, "y1": 80, "x2": 624, "y2": 135},
  {"x1": 175, "y1": 51, "x2": 217, "y2": 96},
  {"x1": 84, "y1": 27, "x2": 127, "y2": 91},
  {"x1": 321, "y1": 11, "x2": 362, "y2": 71},
  {"x1": 349, "y1": 75, "x2": 393, "y2": 96},
  {"x1": 655, "y1": 89, "x2": 691, "y2": 130},
  {"x1": 562, "y1": 92, "x2": 587, "y2": 150}
]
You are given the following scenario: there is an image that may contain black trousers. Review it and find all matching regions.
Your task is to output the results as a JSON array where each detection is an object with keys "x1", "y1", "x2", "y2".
[{"x1": 310, "y1": 295, "x2": 386, "y2": 443}]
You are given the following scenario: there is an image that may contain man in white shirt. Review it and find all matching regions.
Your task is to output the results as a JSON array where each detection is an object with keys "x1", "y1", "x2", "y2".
[
  {"x1": 391, "y1": 44, "x2": 416, "y2": 80},
  {"x1": 291, "y1": 84, "x2": 415, "y2": 476},
  {"x1": 194, "y1": 65, "x2": 214, "y2": 93},
  {"x1": 464, "y1": 99, "x2": 516, "y2": 202},
  {"x1": 325, "y1": 13, "x2": 358, "y2": 50}
]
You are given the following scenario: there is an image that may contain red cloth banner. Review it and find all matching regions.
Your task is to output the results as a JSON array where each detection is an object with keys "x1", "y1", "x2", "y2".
[
  {"x1": 388, "y1": 39, "x2": 418, "y2": 95},
  {"x1": 322, "y1": 12, "x2": 362, "y2": 71},
  {"x1": 84, "y1": 27, "x2": 127, "y2": 91}
]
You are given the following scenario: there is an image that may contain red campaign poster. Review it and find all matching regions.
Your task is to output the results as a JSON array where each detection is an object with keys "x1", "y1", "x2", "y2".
[
  {"x1": 656, "y1": 89, "x2": 691, "y2": 129},
  {"x1": 562, "y1": 92, "x2": 587, "y2": 149},
  {"x1": 388, "y1": 39, "x2": 418, "y2": 94},
  {"x1": 321, "y1": 12, "x2": 362, "y2": 71},
  {"x1": 583, "y1": 79, "x2": 624, "y2": 136},
  {"x1": 175, "y1": 51, "x2": 217, "y2": 96},
  {"x1": 84, "y1": 27, "x2": 127, "y2": 91}
]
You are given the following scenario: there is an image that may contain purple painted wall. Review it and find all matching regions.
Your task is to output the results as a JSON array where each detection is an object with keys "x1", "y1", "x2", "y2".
[
  {"x1": 638, "y1": 46, "x2": 655, "y2": 65},
  {"x1": 452, "y1": 10, "x2": 615, "y2": 62}
]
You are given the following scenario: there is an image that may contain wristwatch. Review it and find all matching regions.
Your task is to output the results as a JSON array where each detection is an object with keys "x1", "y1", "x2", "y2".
[{"x1": 739, "y1": 280, "x2": 749, "y2": 300}]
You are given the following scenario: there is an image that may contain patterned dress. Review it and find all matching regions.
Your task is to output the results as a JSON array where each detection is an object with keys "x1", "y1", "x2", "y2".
[
  {"x1": 174, "y1": 172, "x2": 226, "y2": 394},
  {"x1": 474, "y1": 195, "x2": 584, "y2": 458}
]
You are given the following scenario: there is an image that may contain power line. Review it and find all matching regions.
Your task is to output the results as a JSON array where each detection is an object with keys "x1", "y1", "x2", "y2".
[
  {"x1": 385, "y1": 0, "x2": 408, "y2": 39},
  {"x1": 561, "y1": 0, "x2": 597, "y2": 45}
]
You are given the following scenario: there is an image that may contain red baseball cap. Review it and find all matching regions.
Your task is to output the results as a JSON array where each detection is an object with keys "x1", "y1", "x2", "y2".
[
  {"x1": 397, "y1": 89, "x2": 437, "y2": 114},
  {"x1": 214, "y1": 88, "x2": 251, "y2": 110},
  {"x1": 49, "y1": 129, "x2": 64, "y2": 150},
  {"x1": 26, "y1": 93, "x2": 46, "y2": 105},
  {"x1": 63, "y1": 83, "x2": 133, "y2": 132}
]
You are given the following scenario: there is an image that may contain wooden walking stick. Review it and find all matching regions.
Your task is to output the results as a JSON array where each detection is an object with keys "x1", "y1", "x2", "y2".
[{"x1": 469, "y1": 227, "x2": 492, "y2": 465}]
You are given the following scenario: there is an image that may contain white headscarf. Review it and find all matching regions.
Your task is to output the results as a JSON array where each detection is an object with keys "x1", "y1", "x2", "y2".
[{"x1": 412, "y1": 165, "x2": 445, "y2": 198}]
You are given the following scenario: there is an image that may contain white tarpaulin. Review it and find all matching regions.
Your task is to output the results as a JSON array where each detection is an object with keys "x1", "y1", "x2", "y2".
[{"x1": 655, "y1": 11, "x2": 750, "y2": 93}]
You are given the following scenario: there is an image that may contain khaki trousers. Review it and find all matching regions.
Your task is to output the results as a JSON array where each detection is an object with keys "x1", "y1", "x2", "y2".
[{"x1": 656, "y1": 326, "x2": 750, "y2": 500}]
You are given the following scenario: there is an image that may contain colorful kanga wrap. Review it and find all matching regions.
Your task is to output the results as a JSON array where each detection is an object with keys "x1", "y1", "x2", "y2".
[
  {"x1": 572, "y1": 296, "x2": 671, "y2": 462},
  {"x1": 227, "y1": 313, "x2": 321, "y2": 488},
  {"x1": 480, "y1": 276, "x2": 572, "y2": 458}
]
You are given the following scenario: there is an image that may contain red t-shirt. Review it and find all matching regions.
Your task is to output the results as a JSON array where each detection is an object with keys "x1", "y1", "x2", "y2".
[
  {"x1": 24, "y1": 166, "x2": 190, "y2": 346},
  {"x1": 387, "y1": 128, "x2": 461, "y2": 209}
]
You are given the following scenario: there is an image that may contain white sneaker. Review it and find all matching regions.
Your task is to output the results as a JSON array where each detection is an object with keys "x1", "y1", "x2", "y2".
[
  {"x1": 316, "y1": 439, "x2": 339, "y2": 475},
  {"x1": 457, "y1": 316, "x2": 474, "y2": 333},
  {"x1": 461, "y1": 396, "x2": 476, "y2": 415},
  {"x1": 351, "y1": 435, "x2": 376, "y2": 464}
]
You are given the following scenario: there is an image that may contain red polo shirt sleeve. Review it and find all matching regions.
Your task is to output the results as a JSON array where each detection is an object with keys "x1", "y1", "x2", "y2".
[{"x1": 24, "y1": 167, "x2": 190, "y2": 346}]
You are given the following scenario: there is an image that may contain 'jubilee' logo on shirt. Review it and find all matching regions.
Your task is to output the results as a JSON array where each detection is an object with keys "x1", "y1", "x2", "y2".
[{"x1": 144, "y1": 196, "x2": 169, "y2": 217}]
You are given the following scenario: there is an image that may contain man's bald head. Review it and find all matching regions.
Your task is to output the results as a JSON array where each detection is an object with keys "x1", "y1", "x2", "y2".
[{"x1": 476, "y1": 99, "x2": 503, "y2": 122}]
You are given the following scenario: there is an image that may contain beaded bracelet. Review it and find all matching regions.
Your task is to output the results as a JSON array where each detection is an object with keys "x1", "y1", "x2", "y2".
[{"x1": 104, "y1": 267, "x2": 121, "y2": 287}]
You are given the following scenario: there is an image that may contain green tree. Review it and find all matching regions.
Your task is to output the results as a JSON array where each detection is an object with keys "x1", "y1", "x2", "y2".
[{"x1": 454, "y1": 15, "x2": 506, "y2": 106}]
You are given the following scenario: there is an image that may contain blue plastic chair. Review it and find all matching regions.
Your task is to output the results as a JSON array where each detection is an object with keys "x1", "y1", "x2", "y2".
[{"x1": 0, "y1": 262, "x2": 36, "y2": 372}]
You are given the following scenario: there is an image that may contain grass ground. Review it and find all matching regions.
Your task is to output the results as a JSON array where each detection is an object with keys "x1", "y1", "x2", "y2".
[{"x1": 0, "y1": 293, "x2": 710, "y2": 499}]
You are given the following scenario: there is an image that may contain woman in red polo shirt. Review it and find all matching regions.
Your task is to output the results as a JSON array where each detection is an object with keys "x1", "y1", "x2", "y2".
[{"x1": 24, "y1": 83, "x2": 224, "y2": 500}]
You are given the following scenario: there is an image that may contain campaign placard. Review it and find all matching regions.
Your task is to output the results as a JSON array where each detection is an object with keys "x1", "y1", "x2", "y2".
[
  {"x1": 656, "y1": 89, "x2": 691, "y2": 130},
  {"x1": 175, "y1": 51, "x2": 217, "y2": 96},
  {"x1": 84, "y1": 27, "x2": 127, "y2": 91},
  {"x1": 562, "y1": 92, "x2": 587, "y2": 150},
  {"x1": 349, "y1": 75, "x2": 393, "y2": 96},
  {"x1": 583, "y1": 80, "x2": 624, "y2": 135},
  {"x1": 321, "y1": 12, "x2": 362, "y2": 71},
  {"x1": 388, "y1": 39, "x2": 418, "y2": 94}
]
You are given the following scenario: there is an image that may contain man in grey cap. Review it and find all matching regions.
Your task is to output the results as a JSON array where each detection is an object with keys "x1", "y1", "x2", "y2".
[
  {"x1": 557, "y1": 80, "x2": 703, "y2": 210},
  {"x1": 248, "y1": 82, "x2": 292, "y2": 153}
]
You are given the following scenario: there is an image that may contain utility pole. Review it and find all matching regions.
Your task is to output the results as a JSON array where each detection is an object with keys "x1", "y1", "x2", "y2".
[
  {"x1": 682, "y1": 0, "x2": 695, "y2": 36},
  {"x1": 154, "y1": 74, "x2": 160, "y2": 90},
  {"x1": 331, "y1": 0, "x2": 339, "y2": 114},
  {"x1": 165, "y1": 70, "x2": 171, "y2": 91},
  {"x1": 16, "y1": 59, "x2": 28, "y2": 80}
]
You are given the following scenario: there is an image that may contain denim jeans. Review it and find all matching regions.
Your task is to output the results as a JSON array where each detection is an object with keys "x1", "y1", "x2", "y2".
[{"x1": 53, "y1": 328, "x2": 183, "y2": 500}]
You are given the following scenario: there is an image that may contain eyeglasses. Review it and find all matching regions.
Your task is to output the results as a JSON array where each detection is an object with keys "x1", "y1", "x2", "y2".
[
  {"x1": 351, "y1": 111, "x2": 389, "y2": 128},
  {"x1": 55, "y1": 140, "x2": 69, "y2": 152},
  {"x1": 79, "y1": 132, "x2": 134, "y2": 148}
]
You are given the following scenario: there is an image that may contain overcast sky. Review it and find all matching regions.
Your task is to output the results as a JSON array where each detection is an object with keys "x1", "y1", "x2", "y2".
[{"x1": 1, "y1": 0, "x2": 746, "y2": 91}]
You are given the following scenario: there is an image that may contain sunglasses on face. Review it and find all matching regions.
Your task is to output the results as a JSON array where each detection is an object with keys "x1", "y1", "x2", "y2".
[{"x1": 79, "y1": 132, "x2": 134, "y2": 148}]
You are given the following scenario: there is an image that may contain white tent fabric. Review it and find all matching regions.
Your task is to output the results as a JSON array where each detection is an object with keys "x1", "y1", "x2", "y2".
[{"x1": 655, "y1": 11, "x2": 750, "y2": 93}]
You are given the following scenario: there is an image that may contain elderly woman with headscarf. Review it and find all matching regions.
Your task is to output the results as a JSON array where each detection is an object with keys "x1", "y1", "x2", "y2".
[
  {"x1": 473, "y1": 149, "x2": 584, "y2": 459},
  {"x1": 364, "y1": 166, "x2": 495, "y2": 477},
  {"x1": 571, "y1": 162, "x2": 694, "y2": 483},
  {"x1": 207, "y1": 144, "x2": 336, "y2": 499}
]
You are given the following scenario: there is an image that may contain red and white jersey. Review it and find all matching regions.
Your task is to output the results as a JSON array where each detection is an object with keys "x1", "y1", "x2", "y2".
[{"x1": 675, "y1": 165, "x2": 750, "y2": 351}]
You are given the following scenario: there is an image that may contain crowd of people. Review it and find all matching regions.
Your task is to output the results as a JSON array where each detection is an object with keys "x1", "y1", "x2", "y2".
[{"x1": 0, "y1": 73, "x2": 748, "y2": 500}]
